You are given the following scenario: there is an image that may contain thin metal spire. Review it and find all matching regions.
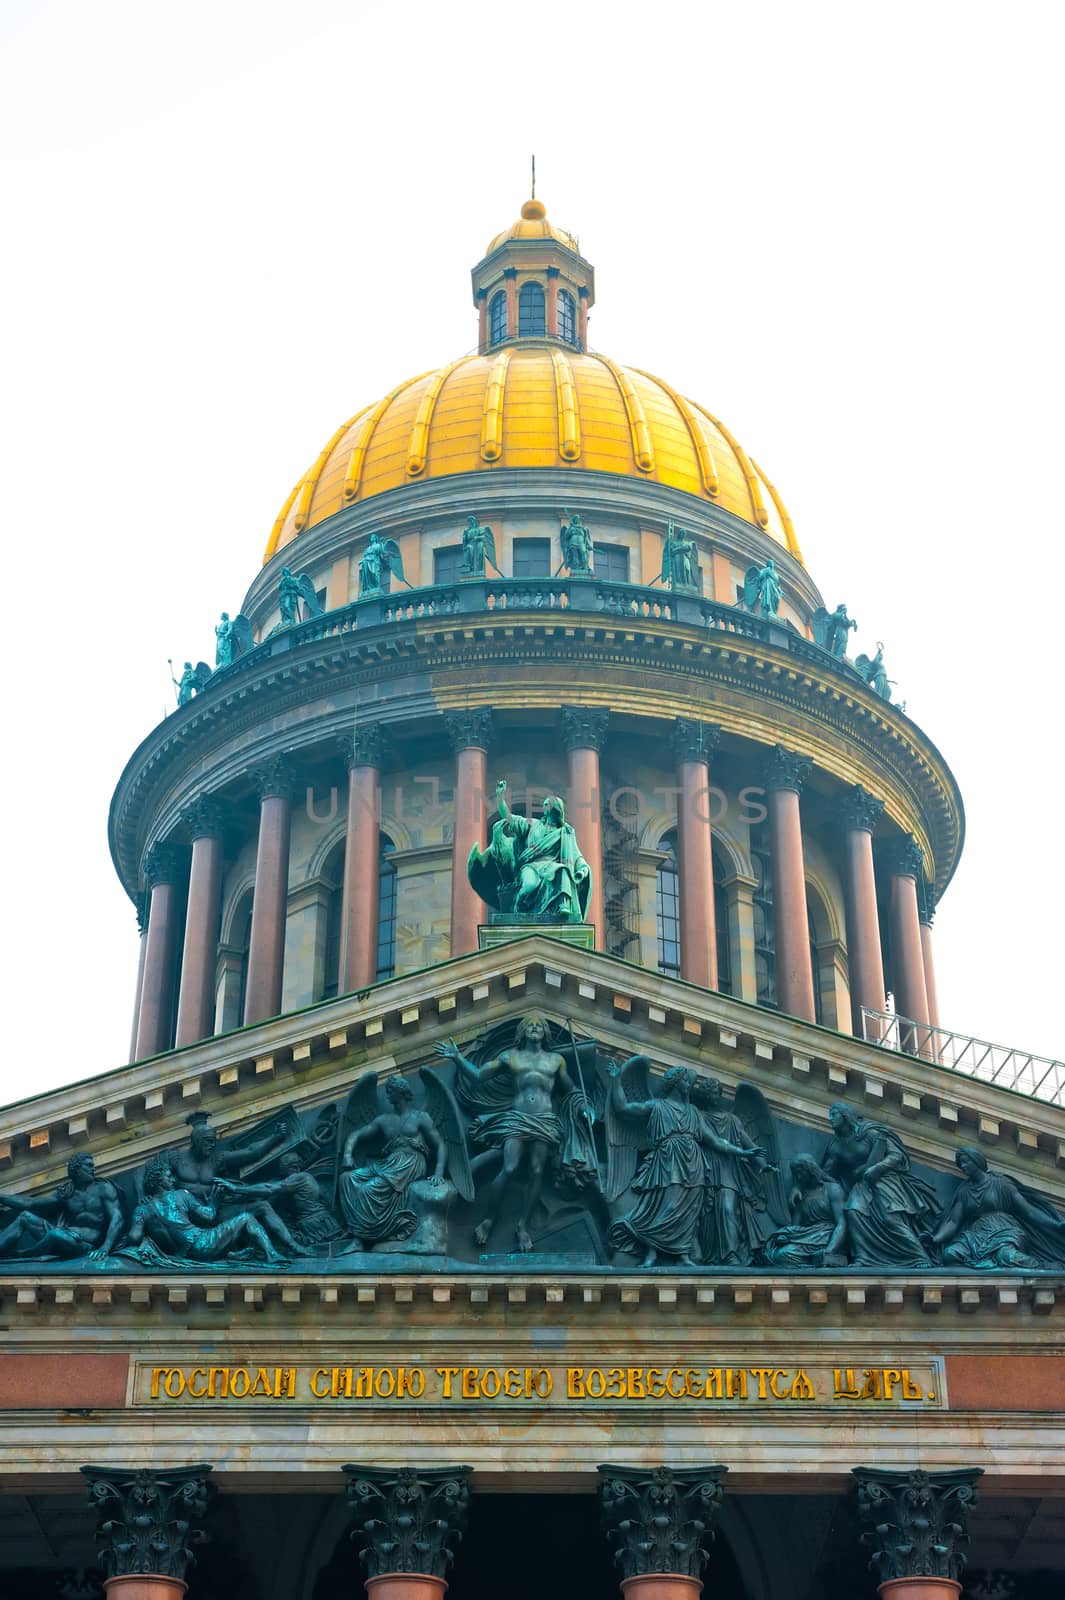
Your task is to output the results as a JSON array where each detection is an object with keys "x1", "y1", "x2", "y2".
[{"x1": 531, "y1": 154, "x2": 536, "y2": 198}]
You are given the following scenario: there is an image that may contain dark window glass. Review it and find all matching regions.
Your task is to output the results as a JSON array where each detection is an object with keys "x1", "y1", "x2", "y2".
[
  {"x1": 594, "y1": 543, "x2": 630, "y2": 583},
  {"x1": 315, "y1": 587, "x2": 327, "y2": 612},
  {"x1": 558, "y1": 289, "x2": 576, "y2": 344},
  {"x1": 713, "y1": 851, "x2": 733, "y2": 997},
  {"x1": 751, "y1": 826, "x2": 777, "y2": 1010},
  {"x1": 434, "y1": 544, "x2": 464, "y2": 586},
  {"x1": 656, "y1": 829, "x2": 681, "y2": 978},
  {"x1": 808, "y1": 905, "x2": 824, "y2": 1025},
  {"x1": 512, "y1": 538, "x2": 551, "y2": 578},
  {"x1": 376, "y1": 834, "x2": 397, "y2": 981},
  {"x1": 489, "y1": 291, "x2": 507, "y2": 344},
  {"x1": 518, "y1": 281, "x2": 546, "y2": 336},
  {"x1": 234, "y1": 896, "x2": 254, "y2": 1026}
]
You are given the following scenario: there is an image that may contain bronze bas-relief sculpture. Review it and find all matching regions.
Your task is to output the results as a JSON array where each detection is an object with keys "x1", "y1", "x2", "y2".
[{"x1": 1, "y1": 1028, "x2": 1064, "y2": 1274}]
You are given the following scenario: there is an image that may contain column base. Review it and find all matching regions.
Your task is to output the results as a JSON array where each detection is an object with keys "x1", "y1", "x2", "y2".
[
  {"x1": 104, "y1": 1578, "x2": 188, "y2": 1600},
  {"x1": 365, "y1": 1574, "x2": 448, "y2": 1600},
  {"x1": 879, "y1": 1581, "x2": 961, "y2": 1600},
  {"x1": 621, "y1": 1576, "x2": 703, "y2": 1600}
]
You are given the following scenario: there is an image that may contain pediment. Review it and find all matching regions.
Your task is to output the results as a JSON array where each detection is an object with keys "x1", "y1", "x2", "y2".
[{"x1": 2, "y1": 937, "x2": 1063, "y2": 1282}]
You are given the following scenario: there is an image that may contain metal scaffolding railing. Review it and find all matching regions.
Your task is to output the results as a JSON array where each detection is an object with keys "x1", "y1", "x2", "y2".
[{"x1": 860, "y1": 1008, "x2": 1065, "y2": 1108}]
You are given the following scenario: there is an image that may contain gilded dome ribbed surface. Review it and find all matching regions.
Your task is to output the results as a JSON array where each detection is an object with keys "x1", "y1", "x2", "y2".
[{"x1": 265, "y1": 347, "x2": 802, "y2": 564}]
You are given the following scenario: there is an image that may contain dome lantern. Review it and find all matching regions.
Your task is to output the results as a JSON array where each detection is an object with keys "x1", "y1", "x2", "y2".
[{"x1": 471, "y1": 195, "x2": 595, "y2": 353}]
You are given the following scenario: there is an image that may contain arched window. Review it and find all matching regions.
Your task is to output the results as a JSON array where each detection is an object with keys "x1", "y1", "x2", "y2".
[
  {"x1": 376, "y1": 833, "x2": 397, "y2": 980},
  {"x1": 489, "y1": 290, "x2": 507, "y2": 345},
  {"x1": 557, "y1": 289, "x2": 576, "y2": 345},
  {"x1": 655, "y1": 829, "x2": 681, "y2": 978},
  {"x1": 318, "y1": 833, "x2": 397, "y2": 998},
  {"x1": 232, "y1": 893, "x2": 254, "y2": 1027},
  {"x1": 518, "y1": 281, "x2": 546, "y2": 336},
  {"x1": 712, "y1": 849, "x2": 733, "y2": 997}
]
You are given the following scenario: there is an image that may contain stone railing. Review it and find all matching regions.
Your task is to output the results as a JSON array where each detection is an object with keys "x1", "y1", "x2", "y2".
[{"x1": 203, "y1": 578, "x2": 877, "y2": 699}]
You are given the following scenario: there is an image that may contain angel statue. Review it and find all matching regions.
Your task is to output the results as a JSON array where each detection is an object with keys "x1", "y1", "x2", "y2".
[
  {"x1": 215, "y1": 611, "x2": 254, "y2": 668},
  {"x1": 854, "y1": 642, "x2": 893, "y2": 701},
  {"x1": 358, "y1": 533, "x2": 405, "y2": 597},
  {"x1": 930, "y1": 1147, "x2": 1065, "y2": 1270},
  {"x1": 743, "y1": 558, "x2": 782, "y2": 615},
  {"x1": 759, "y1": 1154, "x2": 849, "y2": 1268},
  {"x1": 336, "y1": 1074, "x2": 472, "y2": 1252},
  {"x1": 171, "y1": 660, "x2": 211, "y2": 706},
  {"x1": 466, "y1": 780, "x2": 592, "y2": 924},
  {"x1": 278, "y1": 567, "x2": 324, "y2": 626},
  {"x1": 434, "y1": 1013, "x2": 596, "y2": 1253},
  {"x1": 602, "y1": 1058, "x2": 709, "y2": 1267},
  {"x1": 812, "y1": 603, "x2": 858, "y2": 659},
  {"x1": 460, "y1": 514, "x2": 497, "y2": 577},
  {"x1": 661, "y1": 521, "x2": 697, "y2": 590},
  {"x1": 689, "y1": 1077, "x2": 784, "y2": 1265}
]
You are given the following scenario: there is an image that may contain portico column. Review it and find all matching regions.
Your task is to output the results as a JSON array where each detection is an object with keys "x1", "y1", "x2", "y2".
[
  {"x1": 562, "y1": 706, "x2": 608, "y2": 946},
  {"x1": 599, "y1": 1465, "x2": 728, "y2": 1600},
  {"x1": 671, "y1": 719, "x2": 722, "y2": 989},
  {"x1": 838, "y1": 784, "x2": 887, "y2": 1035},
  {"x1": 82, "y1": 1463, "x2": 212, "y2": 1600},
  {"x1": 886, "y1": 834, "x2": 931, "y2": 1046},
  {"x1": 853, "y1": 1467, "x2": 982, "y2": 1600},
  {"x1": 243, "y1": 757, "x2": 294, "y2": 1025},
  {"x1": 344, "y1": 1465, "x2": 471, "y2": 1600},
  {"x1": 764, "y1": 745, "x2": 816, "y2": 1022},
  {"x1": 134, "y1": 844, "x2": 182, "y2": 1061},
  {"x1": 339, "y1": 725, "x2": 388, "y2": 991},
  {"x1": 917, "y1": 877, "x2": 941, "y2": 1029},
  {"x1": 446, "y1": 709, "x2": 493, "y2": 957},
  {"x1": 175, "y1": 798, "x2": 224, "y2": 1047}
]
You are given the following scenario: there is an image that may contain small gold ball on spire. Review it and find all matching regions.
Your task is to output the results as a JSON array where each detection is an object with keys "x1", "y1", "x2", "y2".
[{"x1": 521, "y1": 197, "x2": 547, "y2": 221}]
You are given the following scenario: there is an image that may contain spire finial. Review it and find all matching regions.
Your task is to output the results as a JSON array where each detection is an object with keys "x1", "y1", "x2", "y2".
[{"x1": 531, "y1": 154, "x2": 536, "y2": 199}]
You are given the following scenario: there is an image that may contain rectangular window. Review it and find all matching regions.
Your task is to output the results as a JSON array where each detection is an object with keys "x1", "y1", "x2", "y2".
[
  {"x1": 315, "y1": 587, "x2": 327, "y2": 612},
  {"x1": 750, "y1": 827, "x2": 777, "y2": 1010},
  {"x1": 594, "y1": 543, "x2": 631, "y2": 583},
  {"x1": 433, "y1": 544, "x2": 464, "y2": 586},
  {"x1": 512, "y1": 538, "x2": 552, "y2": 578}
]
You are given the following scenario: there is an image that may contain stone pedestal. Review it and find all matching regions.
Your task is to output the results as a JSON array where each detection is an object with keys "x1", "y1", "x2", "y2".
[{"x1": 478, "y1": 920, "x2": 595, "y2": 951}]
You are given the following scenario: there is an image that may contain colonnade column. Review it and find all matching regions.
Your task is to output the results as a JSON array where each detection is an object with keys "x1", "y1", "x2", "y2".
[
  {"x1": 476, "y1": 290, "x2": 487, "y2": 353},
  {"x1": 504, "y1": 267, "x2": 518, "y2": 337},
  {"x1": 134, "y1": 844, "x2": 182, "y2": 1061},
  {"x1": 599, "y1": 1465, "x2": 727, "y2": 1600},
  {"x1": 562, "y1": 706, "x2": 608, "y2": 946},
  {"x1": 838, "y1": 784, "x2": 886, "y2": 1036},
  {"x1": 546, "y1": 266, "x2": 560, "y2": 336},
  {"x1": 578, "y1": 287, "x2": 590, "y2": 348},
  {"x1": 243, "y1": 758, "x2": 294, "y2": 1026},
  {"x1": 128, "y1": 893, "x2": 149, "y2": 1063},
  {"x1": 345, "y1": 1465, "x2": 471, "y2": 1600},
  {"x1": 446, "y1": 710, "x2": 493, "y2": 958},
  {"x1": 764, "y1": 745, "x2": 816, "y2": 1022},
  {"x1": 174, "y1": 798, "x2": 224, "y2": 1048},
  {"x1": 82, "y1": 1463, "x2": 212, "y2": 1600},
  {"x1": 853, "y1": 1467, "x2": 982, "y2": 1600},
  {"x1": 671, "y1": 719, "x2": 721, "y2": 989},
  {"x1": 340, "y1": 725, "x2": 388, "y2": 992},
  {"x1": 886, "y1": 834, "x2": 931, "y2": 1042},
  {"x1": 918, "y1": 877, "x2": 941, "y2": 1029}
]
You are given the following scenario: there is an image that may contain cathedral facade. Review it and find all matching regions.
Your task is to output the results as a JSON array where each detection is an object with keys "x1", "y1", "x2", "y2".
[{"x1": 1, "y1": 197, "x2": 1062, "y2": 1600}]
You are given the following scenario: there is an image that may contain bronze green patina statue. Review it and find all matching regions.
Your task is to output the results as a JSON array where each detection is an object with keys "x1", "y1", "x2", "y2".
[
  {"x1": 660, "y1": 521, "x2": 697, "y2": 590},
  {"x1": 358, "y1": 533, "x2": 405, "y2": 596},
  {"x1": 743, "y1": 557, "x2": 782, "y2": 615},
  {"x1": 124, "y1": 1154, "x2": 287, "y2": 1265},
  {"x1": 812, "y1": 603, "x2": 858, "y2": 659},
  {"x1": 460, "y1": 515, "x2": 497, "y2": 577},
  {"x1": 854, "y1": 642, "x2": 894, "y2": 701},
  {"x1": 560, "y1": 510, "x2": 593, "y2": 574},
  {"x1": 0, "y1": 1154, "x2": 123, "y2": 1262},
  {"x1": 467, "y1": 780, "x2": 592, "y2": 922}
]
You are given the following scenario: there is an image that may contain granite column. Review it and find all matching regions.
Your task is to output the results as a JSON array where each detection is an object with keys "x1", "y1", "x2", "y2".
[
  {"x1": 134, "y1": 844, "x2": 182, "y2": 1061},
  {"x1": 886, "y1": 834, "x2": 932, "y2": 1052},
  {"x1": 671, "y1": 719, "x2": 722, "y2": 989},
  {"x1": 764, "y1": 746, "x2": 816, "y2": 1022},
  {"x1": 243, "y1": 758, "x2": 294, "y2": 1026},
  {"x1": 838, "y1": 784, "x2": 887, "y2": 1036},
  {"x1": 446, "y1": 710, "x2": 493, "y2": 958},
  {"x1": 562, "y1": 706, "x2": 608, "y2": 947},
  {"x1": 340, "y1": 725, "x2": 388, "y2": 992},
  {"x1": 175, "y1": 798, "x2": 224, "y2": 1048}
]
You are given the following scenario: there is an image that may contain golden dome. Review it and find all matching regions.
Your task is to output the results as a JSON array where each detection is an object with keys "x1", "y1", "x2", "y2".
[
  {"x1": 265, "y1": 347, "x2": 802, "y2": 564},
  {"x1": 484, "y1": 196, "x2": 580, "y2": 256}
]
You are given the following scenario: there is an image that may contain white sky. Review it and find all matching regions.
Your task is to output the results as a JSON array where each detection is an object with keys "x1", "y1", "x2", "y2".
[{"x1": 1, "y1": 1, "x2": 1062, "y2": 1102}]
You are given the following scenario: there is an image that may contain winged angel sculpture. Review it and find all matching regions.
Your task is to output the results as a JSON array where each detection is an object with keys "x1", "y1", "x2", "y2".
[
  {"x1": 358, "y1": 533, "x2": 406, "y2": 597},
  {"x1": 279, "y1": 567, "x2": 324, "y2": 626},
  {"x1": 336, "y1": 1071, "x2": 473, "y2": 1252},
  {"x1": 602, "y1": 1057, "x2": 785, "y2": 1268}
]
